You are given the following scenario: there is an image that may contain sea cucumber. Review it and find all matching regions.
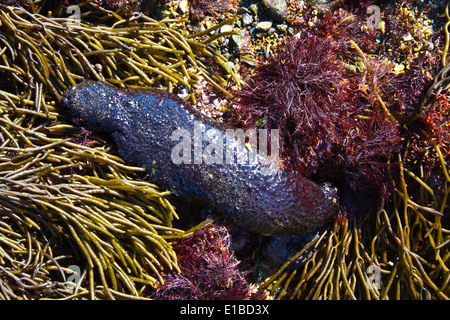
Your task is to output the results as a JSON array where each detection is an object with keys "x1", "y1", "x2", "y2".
[{"x1": 61, "y1": 81, "x2": 338, "y2": 236}]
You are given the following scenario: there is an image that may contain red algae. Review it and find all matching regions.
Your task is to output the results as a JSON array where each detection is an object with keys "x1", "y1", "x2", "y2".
[
  {"x1": 188, "y1": 0, "x2": 238, "y2": 24},
  {"x1": 231, "y1": 33, "x2": 402, "y2": 215},
  {"x1": 147, "y1": 224, "x2": 267, "y2": 300}
]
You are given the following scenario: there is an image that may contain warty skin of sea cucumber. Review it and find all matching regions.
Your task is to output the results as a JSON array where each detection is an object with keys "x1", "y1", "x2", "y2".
[{"x1": 61, "y1": 80, "x2": 338, "y2": 236}]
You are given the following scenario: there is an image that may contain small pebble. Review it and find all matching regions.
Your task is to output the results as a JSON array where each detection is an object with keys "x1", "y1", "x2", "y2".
[
  {"x1": 237, "y1": 7, "x2": 251, "y2": 15},
  {"x1": 240, "y1": 56, "x2": 258, "y2": 67},
  {"x1": 248, "y1": 4, "x2": 259, "y2": 16},
  {"x1": 205, "y1": 19, "x2": 215, "y2": 29},
  {"x1": 242, "y1": 13, "x2": 253, "y2": 26},
  {"x1": 177, "y1": 87, "x2": 189, "y2": 99},
  {"x1": 256, "y1": 21, "x2": 273, "y2": 32},
  {"x1": 94, "y1": 63, "x2": 102, "y2": 73},
  {"x1": 231, "y1": 28, "x2": 252, "y2": 54},
  {"x1": 402, "y1": 33, "x2": 414, "y2": 41},
  {"x1": 261, "y1": 0, "x2": 288, "y2": 22},
  {"x1": 177, "y1": 0, "x2": 188, "y2": 14},
  {"x1": 222, "y1": 52, "x2": 231, "y2": 60},
  {"x1": 276, "y1": 23, "x2": 288, "y2": 33},
  {"x1": 221, "y1": 24, "x2": 234, "y2": 33}
]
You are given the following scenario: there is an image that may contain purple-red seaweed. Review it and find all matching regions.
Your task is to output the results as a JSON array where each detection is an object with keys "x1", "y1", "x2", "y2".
[
  {"x1": 231, "y1": 35, "x2": 402, "y2": 215},
  {"x1": 188, "y1": 0, "x2": 238, "y2": 24},
  {"x1": 147, "y1": 224, "x2": 266, "y2": 300}
]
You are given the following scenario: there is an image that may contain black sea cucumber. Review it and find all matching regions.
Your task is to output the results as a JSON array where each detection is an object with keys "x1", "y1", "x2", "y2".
[{"x1": 61, "y1": 81, "x2": 338, "y2": 236}]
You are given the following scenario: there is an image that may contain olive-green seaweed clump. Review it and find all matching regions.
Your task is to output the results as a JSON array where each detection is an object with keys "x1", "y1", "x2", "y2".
[{"x1": 0, "y1": 2, "x2": 237, "y2": 299}]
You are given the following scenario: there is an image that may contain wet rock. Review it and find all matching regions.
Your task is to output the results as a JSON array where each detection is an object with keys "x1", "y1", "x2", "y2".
[
  {"x1": 248, "y1": 3, "x2": 259, "y2": 16},
  {"x1": 177, "y1": 0, "x2": 189, "y2": 14},
  {"x1": 313, "y1": 0, "x2": 334, "y2": 10},
  {"x1": 204, "y1": 19, "x2": 215, "y2": 30},
  {"x1": 276, "y1": 23, "x2": 288, "y2": 33},
  {"x1": 237, "y1": 7, "x2": 251, "y2": 15},
  {"x1": 255, "y1": 21, "x2": 273, "y2": 32},
  {"x1": 231, "y1": 28, "x2": 252, "y2": 54},
  {"x1": 222, "y1": 52, "x2": 232, "y2": 60},
  {"x1": 242, "y1": 13, "x2": 253, "y2": 26},
  {"x1": 261, "y1": 0, "x2": 288, "y2": 22},
  {"x1": 240, "y1": 55, "x2": 258, "y2": 67},
  {"x1": 231, "y1": 33, "x2": 243, "y2": 49},
  {"x1": 220, "y1": 24, "x2": 234, "y2": 33}
]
